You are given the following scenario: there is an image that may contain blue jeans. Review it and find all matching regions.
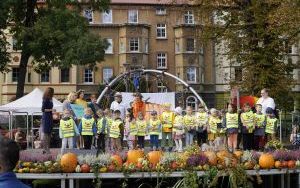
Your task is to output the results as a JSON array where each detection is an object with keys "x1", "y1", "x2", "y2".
[
  {"x1": 185, "y1": 132, "x2": 194, "y2": 146},
  {"x1": 150, "y1": 135, "x2": 159, "y2": 149},
  {"x1": 137, "y1": 136, "x2": 145, "y2": 149}
]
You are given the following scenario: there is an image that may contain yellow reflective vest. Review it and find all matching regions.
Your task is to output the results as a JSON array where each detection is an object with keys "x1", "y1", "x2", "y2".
[
  {"x1": 60, "y1": 118, "x2": 75, "y2": 138},
  {"x1": 136, "y1": 120, "x2": 147, "y2": 136},
  {"x1": 254, "y1": 114, "x2": 266, "y2": 128},
  {"x1": 109, "y1": 119, "x2": 122, "y2": 138},
  {"x1": 195, "y1": 112, "x2": 208, "y2": 127},
  {"x1": 183, "y1": 115, "x2": 197, "y2": 129},
  {"x1": 81, "y1": 118, "x2": 95, "y2": 136},
  {"x1": 148, "y1": 119, "x2": 161, "y2": 135},
  {"x1": 208, "y1": 116, "x2": 221, "y2": 134},
  {"x1": 225, "y1": 113, "x2": 239, "y2": 129},
  {"x1": 160, "y1": 111, "x2": 174, "y2": 132},
  {"x1": 129, "y1": 122, "x2": 137, "y2": 136},
  {"x1": 266, "y1": 117, "x2": 277, "y2": 134},
  {"x1": 173, "y1": 115, "x2": 184, "y2": 134},
  {"x1": 241, "y1": 111, "x2": 255, "y2": 133},
  {"x1": 97, "y1": 117, "x2": 107, "y2": 134}
]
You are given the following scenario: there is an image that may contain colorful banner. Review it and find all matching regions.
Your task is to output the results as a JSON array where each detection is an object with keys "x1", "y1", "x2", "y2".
[{"x1": 70, "y1": 104, "x2": 85, "y2": 119}]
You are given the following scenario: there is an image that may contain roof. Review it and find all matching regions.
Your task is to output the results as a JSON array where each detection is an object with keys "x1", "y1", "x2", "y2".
[{"x1": 110, "y1": 0, "x2": 193, "y2": 5}]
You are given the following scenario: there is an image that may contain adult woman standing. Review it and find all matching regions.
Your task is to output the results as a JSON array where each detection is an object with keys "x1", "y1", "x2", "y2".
[
  {"x1": 62, "y1": 92, "x2": 77, "y2": 118},
  {"x1": 75, "y1": 90, "x2": 88, "y2": 108},
  {"x1": 41, "y1": 87, "x2": 54, "y2": 154}
]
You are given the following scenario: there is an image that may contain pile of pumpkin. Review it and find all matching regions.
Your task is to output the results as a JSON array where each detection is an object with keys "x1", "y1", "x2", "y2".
[{"x1": 15, "y1": 149, "x2": 300, "y2": 174}]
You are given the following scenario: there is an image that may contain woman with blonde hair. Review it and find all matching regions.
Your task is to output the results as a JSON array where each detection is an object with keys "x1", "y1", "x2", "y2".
[{"x1": 62, "y1": 92, "x2": 77, "y2": 119}]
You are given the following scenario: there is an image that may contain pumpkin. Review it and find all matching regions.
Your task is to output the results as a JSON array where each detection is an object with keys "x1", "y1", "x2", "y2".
[
  {"x1": 147, "y1": 151, "x2": 162, "y2": 167},
  {"x1": 126, "y1": 150, "x2": 144, "y2": 164},
  {"x1": 204, "y1": 151, "x2": 217, "y2": 166},
  {"x1": 288, "y1": 160, "x2": 296, "y2": 169},
  {"x1": 171, "y1": 161, "x2": 178, "y2": 170},
  {"x1": 233, "y1": 150, "x2": 243, "y2": 159},
  {"x1": 60, "y1": 153, "x2": 78, "y2": 173},
  {"x1": 80, "y1": 164, "x2": 90, "y2": 173},
  {"x1": 274, "y1": 161, "x2": 282, "y2": 169},
  {"x1": 259, "y1": 153, "x2": 274, "y2": 169},
  {"x1": 108, "y1": 164, "x2": 116, "y2": 172},
  {"x1": 111, "y1": 155, "x2": 123, "y2": 168},
  {"x1": 217, "y1": 150, "x2": 230, "y2": 160},
  {"x1": 281, "y1": 161, "x2": 288, "y2": 168}
]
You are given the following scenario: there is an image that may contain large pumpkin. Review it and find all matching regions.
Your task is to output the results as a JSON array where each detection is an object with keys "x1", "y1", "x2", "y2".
[
  {"x1": 259, "y1": 153, "x2": 275, "y2": 169},
  {"x1": 147, "y1": 151, "x2": 162, "y2": 166},
  {"x1": 60, "y1": 153, "x2": 78, "y2": 173},
  {"x1": 127, "y1": 150, "x2": 144, "y2": 164},
  {"x1": 111, "y1": 155, "x2": 123, "y2": 168},
  {"x1": 204, "y1": 151, "x2": 217, "y2": 166}
]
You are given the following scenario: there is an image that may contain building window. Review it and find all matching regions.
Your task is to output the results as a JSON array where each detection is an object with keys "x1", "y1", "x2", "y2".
[
  {"x1": 234, "y1": 67, "x2": 242, "y2": 81},
  {"x1": 12, "y1": 37, "x2": 19, "y2": 51},
  {"x1": 103, "y1": 68, "x2": 113, "y2": 83},
  {"x1": 60, "y1": 68, "x2": 70, "y2": 83},
  {"x1": 186, "y1": 96, "x2": 197, "y2": 110},
  {"x1": 12, "y1": 68, "x2": 19, "y2": 82},
  {"x1": 102, "y1": 9, "x2": 112, "y2": 23},
  {"x1": 129, "y1": 38, "x2": 139, "y2": 52},
  {"x1": 288, "y1": 45, "x2": 293, "y2": 54},
  {"x1": 84, "y1": 9, "x2": 93, "y2": 23},
  {"x1": 186, "y1": 67, "x2": 196, "y2": 83},
  {"x1": 186, "y1": 38, "x2": 195, "y2": 52},
  {"x1": 120, "y1": 41, "x2": 125, "y2": 53},
  {"x1": 128, "y1": 10, "x2": 138, "y2": 23},
  {"x1": 105, "y1": 38, "x2": 113, "y2": 54},
  {"x1": 157, "y1": 81, "x2": 167, "y2": 92},
  {"x1": 144, "y1": 40, "x2": 148, "y2": 53},
  {"x1": 175, "y1": 39, "x2": 180, "y2": 53},
  {"x1": 184, "y1": 11, "x2": 194, "y2": 24},
  {"x1": 84, "y1": 68, "x2": 93, "y2": 83},
  {"x1": 156, "y1": 7, "x2": 166, "y2": 15},
  {"x1": 40, "y1": 70, "x2": 50, "y2": 83},
  {"x1": 27, "y1": 72, "x2": 31, "y2": 83},
  {"x1": 156, "y1": 24, "x2": 167, "y2": 39},
  {"x1": 157, "y1": 53, "x2": 167, "y2": 69}
]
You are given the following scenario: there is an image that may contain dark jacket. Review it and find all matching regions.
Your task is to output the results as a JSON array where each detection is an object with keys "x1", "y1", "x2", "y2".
[
  {"x1": 0, "y1": 172, "x2": 31, "y2": 188},
  {"x1": 41, "y1": 99, "x2": 53, "y2": 134}
]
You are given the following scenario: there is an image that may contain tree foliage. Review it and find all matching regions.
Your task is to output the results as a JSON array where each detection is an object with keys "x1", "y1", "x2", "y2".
[
  {"x1": 195, "y1": 0, "x2": 300, "y2": 109},
  {"x1": 0, "y1": 0, "x2": 110, "y2": 98}
]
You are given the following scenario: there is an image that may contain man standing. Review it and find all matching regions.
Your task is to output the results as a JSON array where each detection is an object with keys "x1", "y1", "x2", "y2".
[
  {"x1": 110, "y1": 92, "x2": 126, "y2": 120},
  {"x1": 0, "y1": 137, "x2": 30, "y2": 188},
  {"x1": 256, "y1": 88, "x2": 276, "y2": 114}
]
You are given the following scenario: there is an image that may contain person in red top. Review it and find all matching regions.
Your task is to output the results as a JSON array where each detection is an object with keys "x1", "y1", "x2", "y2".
[{"x1": 132, "y1": 92, "x2": 146, "y2": 119}]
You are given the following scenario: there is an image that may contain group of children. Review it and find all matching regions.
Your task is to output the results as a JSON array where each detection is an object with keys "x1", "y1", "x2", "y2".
[{"x1": 58, "y1": 102, "x2": 279, "y2": 154}]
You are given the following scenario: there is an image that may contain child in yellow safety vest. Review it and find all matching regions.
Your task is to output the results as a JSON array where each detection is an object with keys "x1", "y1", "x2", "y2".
[
  {"x1": 254, "y1": 104, "x2": 266, "y2": 150},
  {"x1": 124, "y1": 111, "x2": 137, "y2": 150},
  {"x1": 136, "y1": 112, "x2": 147, "y2": 150},
  {"x1": 96, "y1": 109, "x2": 108, "y2": 153},
  {"x1": 110, "y1": 110, "x2": 123, "y2": 152},
  {"x1": 240, "y1": 103, "x2": 255, "y2": 150},
  {"x1": 148, "y1": 111, "x2": 161, "y2": 151},
  {"x1": 265, "y1": 107, "x2": 277, "y2": 142},
  {"x1": 59, "y1": 109, "x2": 79, "y2": 154},
  {"x1": 78, "y1": 107, "x2": 97, "y2": 149},
  {"x1": 207, "y1": 108, "x2": 221, "y2": 146},
  {"x1": 173, "y1": 107, "x2": 184, "y2": 152},
  {"x1": 195, "y1": 104, "x2": 208, "y2": 145},
  {"x1": 184, "y1": 106, "x2": 197, "y2": 146},
  {"x1": 160, "y1": 103, "x2": 175, "y2": 152},
  {"x1": 222, "y1": 104, "x2": 239, "y2": 152}
]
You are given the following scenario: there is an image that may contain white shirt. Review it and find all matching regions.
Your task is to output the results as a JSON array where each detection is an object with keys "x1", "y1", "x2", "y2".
[
  {"x1": 110, "y1": 100, "x2": 127, "y2": 120},
  {"x1": 256, "y1": 97, "x2": 275, "y2": 114}
]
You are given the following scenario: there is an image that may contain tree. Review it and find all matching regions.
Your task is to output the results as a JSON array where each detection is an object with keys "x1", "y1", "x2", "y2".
[
  {"x1": 194, "y1": 0, "x2": 300, "y2": 110},
  {"x1": 1, "y1": 0, "x2": 110, "y2": 98}
]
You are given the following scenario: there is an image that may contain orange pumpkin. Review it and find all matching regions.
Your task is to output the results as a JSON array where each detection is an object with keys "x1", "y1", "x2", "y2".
[
  {"x1": 259, "y1": 153, "x2": 275, "y2": 169},
  {"x1": 111, "y1": 155, "x2": 123, "y2": 168},
  {"x1": 288, "y1": 160, "x2": 296, "y2": 169},
  {"x1": 126, "y1": 150, "x2": 144, "y2": 164},
  {"x1": 80, "y1": 164, "x2": 90, "y2": 173},
  {"x1": 171, "y1": 161, "x2": 178, "y2": 170},
  {"x1": 233, "y1": 150, "x2": 243, "y2": 159},
  {"x1": 274, "y1": 161, "x2": 282, "y2": 169},
  {"x1": 281, "y1": 161, "x2": 288, "y2": 168},
  {"x1": 60, "y1": 153, "x2": 78, "y2": 173},
  {"x1": 204, "y1": 151, "x2": 217, "y2": 166},
  {"x1": 147, "y1": 151, "x2": 162, "y2": 166}
]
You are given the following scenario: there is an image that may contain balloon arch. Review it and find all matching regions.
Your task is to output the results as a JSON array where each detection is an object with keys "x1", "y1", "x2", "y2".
[{"x1": 96, "y1": 69, "x2": 208, "y2": 111}]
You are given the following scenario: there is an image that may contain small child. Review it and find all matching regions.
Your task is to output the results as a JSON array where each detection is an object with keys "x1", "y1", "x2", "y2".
[
  {"x1": 96, "y1": 109, "x2": 108, "y2": 153},
  {"x1": 223, "y1": 104, "x2": 238, "y2": 152},
  {"x1": 104, "y1": 108, "x2": 113, "y2": 152},
  {"x1": 265, "y1": 107, "x2": 277, "y2": 142},
  {"x1": 240, "y1": 103, "x2": 255, "y2": 150},
  {"x1": 195, "y1": 104, "x2": 208, "y2": 145},
  {"x1": 254, "y1": 104, "x2": 266, "y2": 150},
  {"x1": 207, "y1": 108, "x2": 221, "y2": 146},
  {"x1": 59, "y1": 109, "x2": 79, "y2": 153},
  {"x1": 136, "y1": 112, "x2": 147, "y2": 150},
  {"x1": 184, "y1": 106, "x2": 197, "y2": 146},
  {"x1": 173, "y1": 107, "x2": 184, "y2": 152},
  {"x1": 124, "y1": 111, "x2": 137, "y2": 150},
  {"x1": 109, "y1": 110, "x2": 123, "y2": 152},
  {"x1": 78, "y1": 107, "x2": 97, "y2": 149},
  {"x1": 148, "y1": 111, "x2": 161, "y2": 151}
]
